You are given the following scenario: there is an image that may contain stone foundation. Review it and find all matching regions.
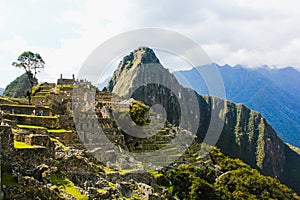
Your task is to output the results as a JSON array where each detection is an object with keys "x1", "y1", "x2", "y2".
[
  {"x1": 4, "y1": 114, "x2": 60, "y2": 129},
  {"x1": 25, "y1": 134, "x2": 52, "y2": 147},
  {"x1": 0, "y1": 104, "x2": 53, "y2": 116}
]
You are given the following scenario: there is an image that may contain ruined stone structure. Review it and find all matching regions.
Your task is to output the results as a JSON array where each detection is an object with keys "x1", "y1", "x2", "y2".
[{"x1": 57, "y1": 74, "x2": 75, "y2": 85}]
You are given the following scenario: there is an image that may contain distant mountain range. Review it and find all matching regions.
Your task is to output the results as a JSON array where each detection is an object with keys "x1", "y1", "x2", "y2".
[
  {"x1": 0, "y1": 88, "x2": 4, "y2": 95},
  {"x1": 174, "y1": 64, "x2": 300, "y2": 147}
]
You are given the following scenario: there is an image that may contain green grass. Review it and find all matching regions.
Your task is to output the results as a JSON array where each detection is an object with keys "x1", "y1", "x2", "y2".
[
  {"x1": 119, "y1": 168, "x2": 138, "y2": 175},
  {"x1": 0, "y1": 96, "x2": 16, "y2": 104},
  {"x1": 0, "y1": 104, "x2": 51, "y2": 110},
  {"x1": 50, "y1": 173, "x2": 88, "y2": 200},
  {"x1": 31, "y1": 84, "x2": 41, "y2": 96},
  {"x1": 0, "y1": 103, "x2": 35, "y2": 108},
  {"x1": 48, "y1": 129, "x2": 72, "y2": 133},
  {"x1": 102, "y1": 166, "x2": 117, "y2": 174},
  {"x1": 97, "y1": 188, "x2": 107, "y2": 194},
  {"x1": 50, "y1": 138, "x2": 69, "y2": 151},
  {"x1": 108, "y1": 182, "x2": 116, "y2": 188},
  {"x1": 17, "y1": 124, "x2": 47, "y2": 129},
  {"x1": 149, "y1": 170, "x2": 164, "y2": 178},
  {"x1": 17, "y1": 125, "x2": 72, "y2": 134},
  {"x1": 56, "y1": 85, "x2": 74, "y2": 94},
  {"x1": 14, "y1": 140, "x2": 40, "y2": 149},
  {"x1": 35, "y1": 91, "x2": 50, "y2": 95},
  {"x1": 7, "y1": 113, "x2": 58, "y2": 119},
  {"x1": 32, "y1": 96, "x2": 47, "y2": 99},
  {"x1": 1, "y1": 172, "x2": 19, "y2": 186}
]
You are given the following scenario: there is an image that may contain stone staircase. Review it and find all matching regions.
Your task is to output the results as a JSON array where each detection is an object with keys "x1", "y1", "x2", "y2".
[{"x1": 31, "y1": 84, "x2": 55, "y2": 105}]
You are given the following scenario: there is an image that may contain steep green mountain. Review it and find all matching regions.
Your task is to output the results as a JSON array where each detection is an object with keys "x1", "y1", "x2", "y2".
[
  {"x1": 175, "y1": 64, "x2": 300, "y2": 147},
  {"x1": 162, "y1": 144, "x2": 299, "y2": 199},
  {"x1": 107, "y1": 47, "x2": 300, "y2": 194},
  {"x1": 3, "y1": 73, "x2": 38, "y2": 98}
]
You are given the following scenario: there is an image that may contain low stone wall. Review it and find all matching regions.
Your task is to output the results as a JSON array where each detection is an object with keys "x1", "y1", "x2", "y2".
[
  {"x1": 59, "y1": 115, "x2": 74, "y2": 130},
  {"x1": 50, "y1": 131, "x2": 79, "y2": 146},
  {"x1": 17, "y1": 126, "x2": 48, "y2": 135},
  {"x1": 25, "y1": 134, "x2": 52, "y2": 147},
  {"x1": 14, "y1": 130, "x2": 30, "y2": 142},
  {"x1": 4, "y1": 114, "x2": 60, "y2": 129},
  {"x1": 0, "y1": 104, "x2": 53, "y2": 116},
  {"x1": 13, "y1": 147, "x2": 54, "y2": 165},
  {"x1": 0, "y1": 126, "x2": 14, "y2": 150},
  {"x1": 0, "y1": 126, "x2": 15, "y2": 166}
]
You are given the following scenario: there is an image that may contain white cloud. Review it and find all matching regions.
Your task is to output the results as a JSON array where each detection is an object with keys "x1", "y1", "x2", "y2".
[{"x1": 1, "y1": 0, "x2": 300, "y2": 88}]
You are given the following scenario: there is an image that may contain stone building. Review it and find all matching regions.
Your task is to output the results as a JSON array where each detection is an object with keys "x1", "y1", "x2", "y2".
[{"x1": 57, "y1": 74, "x2": 75, "y2": 85}]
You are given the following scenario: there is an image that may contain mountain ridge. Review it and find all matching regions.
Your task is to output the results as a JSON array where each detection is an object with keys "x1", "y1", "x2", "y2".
[
  {"x1": 107, "y1": 47, "x2": 300, "y2": 194},
  {"x1": 175, "y1": 64, "x2": 300, "y2": 147}
]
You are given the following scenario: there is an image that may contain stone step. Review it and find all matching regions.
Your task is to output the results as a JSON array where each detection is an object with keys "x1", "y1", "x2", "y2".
[
  {"x1": 4, "y1": 114, "x2": 60, "y2": 129},
  {"x1": 17, "y1": 124, "x2": 48, "y2": 135},
  {"x1": 34, "y1": 91, "x2": 50, "y2": 96},
  {"x1": 0, "y1": 104, "x2": 53, "y2": 116}
]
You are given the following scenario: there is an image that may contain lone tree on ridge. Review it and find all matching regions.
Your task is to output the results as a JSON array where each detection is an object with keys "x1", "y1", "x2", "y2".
[{"x1": 12, "y1": 51, "x2": 45, "y2": 104}]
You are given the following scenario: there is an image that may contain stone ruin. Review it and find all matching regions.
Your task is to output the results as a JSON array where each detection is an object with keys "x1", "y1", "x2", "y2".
[{"x1": 57, "y1": 74, "x2": 75, "y2": 85}]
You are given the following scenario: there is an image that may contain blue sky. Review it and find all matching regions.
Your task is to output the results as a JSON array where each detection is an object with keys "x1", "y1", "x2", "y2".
[{"x1": 1, "y1": 0, "x2": 300, "y2": 88}]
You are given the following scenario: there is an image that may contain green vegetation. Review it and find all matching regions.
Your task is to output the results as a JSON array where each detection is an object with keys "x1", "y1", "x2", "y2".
[
  {"x1": 129, "y1": 100, "x2": 150, "y2": 126},
  {"x1": 50, "y1": 173, "x2": 88, "y2": 200},
  {"x1": 48, "y1": 129, "x2": 72, "y2": 133},
  {"x1": 162, "y1": 146, "x2": 299, "y2": 200},
  {"x1": 0, "y1": 96, "x2": 16, "y2": 104},
  {"x1": 108, "y1": 182, "x2": 116, "y2": 188},
  {"x1": 17, "y1": 124, "x2": 47, "y2": 129},
  {"x1": 7, "y1": 113, "x2": 58, "y2": 119},
  {"x1": 14, "y1": 140, "x2": 40, "y2": 149},
  {"x1": 31, "y1": 84, "x2": 41, "y2": 96},
  {"x1": 3, "y1": 73, "x2": 38, "y2": 98},
  {"x1": 119, "y1": 168, "x2": 138, "y2": 175},
  {"x1": 55, "y1": 84, "x2": 74, "y2": 94},
  {"x1": 17, "y1": 125, "x2": 72, "y2": 133},
  {"x1": 12, "y1": 51, "x2": 45, "y2": 104},
  {"x1": 50, "y1": 137, "x2": 69, "y2": 151},
  {"x1": 1, "y1": 165, "x2": 19, "y2": 186},
  {"x1": 1, "y1": 173, "x2": 19, "y2": 186}
]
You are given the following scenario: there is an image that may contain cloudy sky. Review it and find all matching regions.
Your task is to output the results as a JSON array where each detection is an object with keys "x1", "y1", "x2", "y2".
[{"x1": 1, "y1": 0, "x2": 300, "y2": 87}]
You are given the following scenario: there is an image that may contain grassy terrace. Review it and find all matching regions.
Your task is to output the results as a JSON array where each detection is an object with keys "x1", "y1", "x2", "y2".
[
  {"x1": 0, "y1": 103, "x2": 50, "y2": 108},
  {"x1": 0, "y1": 96, "x2": 17, "y2": 104},
  {"x1": 50, "y1": 173, "x2": 88, "y2": 200},
  {"x1": 17, "y1": 124, "x2": 47, "y2": 129},
  {"x1": 6, "y1": 113, "x2": 58, "y2": 119},
  {"x1": 14, "y1": 140, "x2": 41, "y2": 149},
  {"x1": 17, "y1": 124, "x2": 71, "y2": 132},
  {"x1": 48, "y1": 129, "x2": 72, "y2": 133}
]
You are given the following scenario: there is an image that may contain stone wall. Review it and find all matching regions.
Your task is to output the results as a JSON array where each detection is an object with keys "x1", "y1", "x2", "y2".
[
  {"x1": 0, "y1": 126, "x2": 15, "y2": 166},
  {"x1": 4, "y1": 114, "x2": 60, "y2": 129},
  {"x1": 0, "y1": 104, "x2": 53, "y2": 116},
  {"x1": 25, "y1": 134, "x2": 52, "y2": 147}
]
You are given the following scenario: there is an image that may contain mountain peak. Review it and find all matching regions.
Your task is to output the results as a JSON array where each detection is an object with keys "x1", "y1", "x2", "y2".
[
  {"x1": 132, "y1": 46, "x2": 160, "y2": 65},
  {"x1": 107, "y1": 47, "x2": 160, "y2": 92}
]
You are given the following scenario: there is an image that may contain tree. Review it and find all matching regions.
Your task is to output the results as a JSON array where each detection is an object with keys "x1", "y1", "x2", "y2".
[{"x1": 12, "y1": 51, "x2": 45, "y2": 104}]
